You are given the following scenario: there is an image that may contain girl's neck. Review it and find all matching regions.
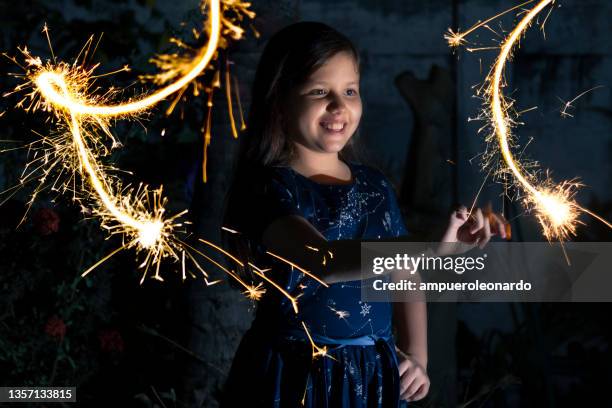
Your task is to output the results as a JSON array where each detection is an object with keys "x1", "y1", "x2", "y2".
[{"x1": 289, "y1": 150, "x2": 351, "y2": 184}]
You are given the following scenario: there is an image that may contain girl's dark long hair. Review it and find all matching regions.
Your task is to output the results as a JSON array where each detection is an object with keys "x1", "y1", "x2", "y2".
[
  {"x1": 244, "y1": 21, "x2": 360, "y2": 166},
  {"x1": 223, "y1": 22, "x2": 360, "y2": 278}
]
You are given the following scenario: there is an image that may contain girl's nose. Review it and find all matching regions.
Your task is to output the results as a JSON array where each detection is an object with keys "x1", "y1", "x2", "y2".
[{"x1": 326, "y1": 96, "x2": 346, "y2": 115}]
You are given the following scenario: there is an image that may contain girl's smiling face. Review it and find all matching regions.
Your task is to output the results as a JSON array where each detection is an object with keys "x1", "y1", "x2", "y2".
[{"x1": 285, "y1": 51, "x2": 362, "y2": 156}]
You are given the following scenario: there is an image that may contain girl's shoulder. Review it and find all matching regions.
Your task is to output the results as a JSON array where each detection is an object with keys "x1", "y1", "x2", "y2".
[
  {"x1": 265, "y1": 165, "x2": 299, "y2": 188},
  {"x1": 242, "y1": 165, "x2": 295, "y2": 190},
  {"x1": 348, "y1": 162, "x2": 393, "y2": 188},
  {"x1": 263, "y1": 163, "x2": 393, "y2": 193}
]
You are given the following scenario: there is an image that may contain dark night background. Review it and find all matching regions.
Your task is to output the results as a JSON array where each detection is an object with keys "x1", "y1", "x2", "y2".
[{"x1": 1, "y1": 0, "x2": 611, "y2": 407}]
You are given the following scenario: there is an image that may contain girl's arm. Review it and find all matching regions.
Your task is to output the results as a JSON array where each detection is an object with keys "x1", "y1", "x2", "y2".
[
  {"x1": 262, "y1": 206, "x2": 506, "y2": 284},
  {"x1": 393, "y1": 300, "x2": 428, "y2": 368},
  {"x1": 394, "y1": 299, "x2": 430, "y2": 402},
  {"x1": 263, "y1": 215, "x2": 434, "y2": 284},
  {"x1": 262, "y1": 215, "x2": 377, "y2": 284}
]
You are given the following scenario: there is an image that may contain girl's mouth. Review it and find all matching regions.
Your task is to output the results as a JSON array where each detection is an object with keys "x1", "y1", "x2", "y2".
[{"x1": 320, "y1": 121, "x2": 347, "y2": 133}]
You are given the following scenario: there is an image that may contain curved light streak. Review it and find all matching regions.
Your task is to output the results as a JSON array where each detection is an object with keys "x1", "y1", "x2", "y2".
[
  {"x1": 5, "y1": 0, "x2": 255, "y2": 276},
  {"x1": 487, "y1": 0, "x2": 584, "y2": 240},
  {"x1": 35, "y1": 0, "x2": 220, "y2": 117},
  {"x1": 36, "y1": 0, "x2": 223, "y2": 255},
  {"x1": 447, "y1": 0, "x2": 612, "y2": 242},
  {"x1": 7, "y1": 0, "x2": 325, "y2": 319},
  {"x1": 491, "y1": 0, "x2": 553, "y2": 199},
  {"x1": 69, "y1": 111, "x2": 163, "y2": 247}
]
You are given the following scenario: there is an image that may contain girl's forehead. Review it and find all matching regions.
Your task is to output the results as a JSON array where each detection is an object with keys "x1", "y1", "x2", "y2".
[{"x1": 307, "y1": 52, "x2": 360, "y2": 83}]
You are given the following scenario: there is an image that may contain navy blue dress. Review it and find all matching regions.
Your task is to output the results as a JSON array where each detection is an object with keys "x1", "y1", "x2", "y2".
[{"x1": 222, "y1": 162, "x2": 409, "y2": 407}]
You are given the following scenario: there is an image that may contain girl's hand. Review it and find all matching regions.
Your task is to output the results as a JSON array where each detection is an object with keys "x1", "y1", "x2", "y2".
[
  {"x1": 398, "y1": 354, "x2": 430, "y2": 402},
  {"x1": 438, "y1": 205, "x2": 508, "y2": 255}
]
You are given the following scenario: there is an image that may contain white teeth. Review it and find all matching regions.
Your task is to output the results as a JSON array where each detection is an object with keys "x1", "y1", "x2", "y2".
[{"x1": 322, "y1": 122, "x2": 345, "y2": 131}]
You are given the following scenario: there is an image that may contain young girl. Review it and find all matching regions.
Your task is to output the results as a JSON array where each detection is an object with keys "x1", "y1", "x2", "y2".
[{"x1": 221, "y1": 22, "x2": 505, "y2": 407}]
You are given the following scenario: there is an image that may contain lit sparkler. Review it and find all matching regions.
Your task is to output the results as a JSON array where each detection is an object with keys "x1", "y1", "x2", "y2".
[
  {"x1": 3, "y1": 0, "x2": 255, "y2": 280},
  {"x1": 3, "y1": 0, "x2": 338, "y2": 364},
  {"x1": 448, "y1": 0, "x2": 612, "y2": 241}
]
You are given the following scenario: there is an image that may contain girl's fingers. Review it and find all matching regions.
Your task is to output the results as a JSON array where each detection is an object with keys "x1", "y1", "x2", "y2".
[
  {"x1": 485, "y1": 210, "x2": 509, "y2": 240},
  {"x1": 478, "y1": 214, "x2": 491, "y2": 249},
  {"x1": 403, "y1": 380, "x2": 422, "y2": 401},
  {"x1": 401, "y1": 377, "x2": 424, "y2": 401},
  {"x1": 399, "y1": 370, "x2": 417, "y2": 397},
  {"x1": 450, "y1": 206, "x2": 469, "y2": 228},
  {"x1": 397, "y1": 357, "x2": 413, "y2": 376},
  {"x1": 470, "y1": 208, "x2": 484, "y2": 235},
  {"x1": 494, "y1": 213, "x2": 507, "y2": 239},
  {"x1": 410, "y1": 381, "x2": 430, "y2": 401}
]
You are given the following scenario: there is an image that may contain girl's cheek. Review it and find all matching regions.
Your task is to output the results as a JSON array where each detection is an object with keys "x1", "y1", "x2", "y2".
[
  {"x1": 348, "y1": 95, "x2": 362, "y2": 108},
  {"x1": 351, "y1": 100, "x2": 363, "y2": 119}
]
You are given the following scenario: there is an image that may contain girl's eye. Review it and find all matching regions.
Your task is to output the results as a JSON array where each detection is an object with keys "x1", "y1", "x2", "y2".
[
  {"x1": 346, "y1": 89, "x2": 359, "y2": 96},
  {"x1": 309, "y1": 89, "x2": 327, "y2": 96}
]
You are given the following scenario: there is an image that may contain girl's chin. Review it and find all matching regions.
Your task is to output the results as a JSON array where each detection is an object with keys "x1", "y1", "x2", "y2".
[
  {"x1": 317, "y1": 141, "x2": 348, "y2": 154},
  {"x1": 296, "y1": 132, "x2": 352, "y2": 153}
]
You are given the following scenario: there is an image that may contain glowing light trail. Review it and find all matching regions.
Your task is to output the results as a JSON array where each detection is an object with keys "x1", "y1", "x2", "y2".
[
  {"x1": 34, "y1": 0, "x2": 221, "y2": 117},
  {"x1": 449, "y1": 0, "x2": 612, "y2": 241},
  {"x1": 5, "y1": 0, "x2": 334, "y2": 364},
  {"x1": 492, "y1": 0, "x2": 552, "y2": 197},
  {"x1": 3, "y1": 0, "x2": 258, "y2": 276},
  {"x1": 266, "y1": 250, "x2": 330, "y2": 287},
  {"x1": 488, "y1": 0, "x2": 581, "y2": 240}
]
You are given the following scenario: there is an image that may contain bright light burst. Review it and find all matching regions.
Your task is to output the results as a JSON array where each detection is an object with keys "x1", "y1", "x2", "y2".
[{"x1": 448, "y1": 0, "x2": 612, "y2": 241}]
